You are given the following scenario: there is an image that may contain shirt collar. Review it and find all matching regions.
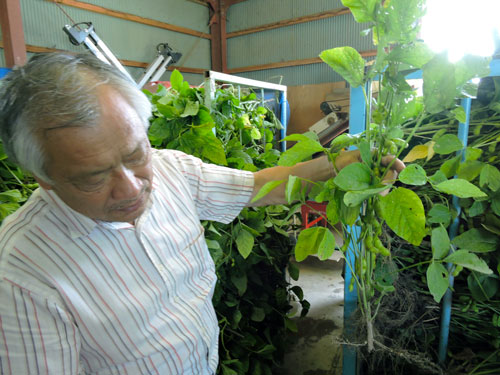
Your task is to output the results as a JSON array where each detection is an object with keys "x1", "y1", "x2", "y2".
[
  {"x1": 40, "y1": 188, "x2": 98, "y2": 239},
  {"x1": 39, "y1": 186, "x2": 155, "y2": 239}
]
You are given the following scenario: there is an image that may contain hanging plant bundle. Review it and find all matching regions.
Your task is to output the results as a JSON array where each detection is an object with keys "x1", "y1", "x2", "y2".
[
  {"x1": 143, "y1": 72, "x2": 309, "y2": 375},
  {"x1": 251, "y1": 0, "x2": 498, "y2": 373}
]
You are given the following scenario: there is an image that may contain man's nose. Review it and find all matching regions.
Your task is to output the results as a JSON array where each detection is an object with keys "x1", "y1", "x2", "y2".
[{"x1": 112, "y1": 167, "x2": 142, "y2": 200}]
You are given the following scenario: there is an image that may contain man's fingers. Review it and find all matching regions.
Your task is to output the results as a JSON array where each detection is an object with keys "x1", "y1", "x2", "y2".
[{"x1": 381, "y1": 155, "x2": 406, "y2": 173}]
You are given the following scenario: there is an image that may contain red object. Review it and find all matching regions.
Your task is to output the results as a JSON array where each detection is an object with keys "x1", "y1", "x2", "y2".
[{"x1": 301, "y1": 201, "x2": 328, "y2": 229}]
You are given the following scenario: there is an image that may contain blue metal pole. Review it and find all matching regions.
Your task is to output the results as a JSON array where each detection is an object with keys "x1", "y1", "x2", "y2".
[
  {"x1": 438, "y1": 97, "x2": 472, "y2": 364},
  {"x1": 279, "y1": 91, "x2": 288, "y2": 152},
  {"x1": 343, "y1": 83, "x2": 367, "y2": 375}
]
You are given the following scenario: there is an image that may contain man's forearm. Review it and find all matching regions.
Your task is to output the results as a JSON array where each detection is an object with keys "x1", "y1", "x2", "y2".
[
  {"x1": 248, "y1": 149, "x2": 405, "y2": 207},
  {"x1": 249, "y1": 155, "x2": 334, "y2": 206}
]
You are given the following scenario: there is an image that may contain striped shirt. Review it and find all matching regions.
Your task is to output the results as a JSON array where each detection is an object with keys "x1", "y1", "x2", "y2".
[{"x1": 0, "y1": 149, "x2": 254, "y2": 375}]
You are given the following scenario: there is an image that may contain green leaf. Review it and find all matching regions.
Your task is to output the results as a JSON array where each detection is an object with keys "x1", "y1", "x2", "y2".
[
  {"x1": 278, "y1": 137, "x2": 324, "y2": 167},
  {"x1": 0, "y1": 202, "x2": 20, "y2": 220},
  {"x1": 334, "y1": 163, "x2": 372, "y2": 191},
  {"x1": 285, "y1": 175, "x2": 302, "y2": 204},
  {"x1": 435, "y1": 179, "x2": 487, "y2": 198},
  {"x1": 251, "y1": 307, "x2": 266, "y2": 322},
  {"x1": 255, "y1": 344, "x2": 276, "y2": 355},
  {"x1": 431, "y1": 225, "x2": 450, "y2": 260},
  {"x1": 282, "y1": 132, "x2": 320, "y2": 143},
  {"x1": 468, "y1": 201, "x2": 485, "y2": 217},
  {"x1": 148, "y1": 117, "x2": 170, "y2": 141},
  {"x1": 320, "y1": 46, "x2": 365, "y2": 88},
  {"x1": 465, "y1": 147, "x2": 483, "y2": 161},
  {"x1": 433, "y1": 134, "x2": 463, "y2": 155},
  {"x1": 235, "y1": 228, "x2": 255, "y2": 259},
  {"x1": 467, "y1": 273, "x2": 499, "y2": 302},
  {"x1": 452, "y1": 107, "x2": 467, "y2": 123},
  {"x1": 288, "y1": 262, "x2": 300, "y2": 281},
  {"x1": 386, "y1": 42, "x2": 434, "y2": 68},
  {"x1": 250, "y1": 127, "x2": 262, "y2": 140},
  {"x1": 221, "y1": 364, "x2": 238, "y2": 375},
  {"x1": 0, "y1": 189, "x2": 25, "y2": 203},
  {"x1": 295, "y1": 227, "x2": 335, "y2": 262},
  {"x1": 480, "y1": 164, "x2": 500, "y2": 191},
  {"x1": 457, "y1": 160, "x2": 484, "y2": 181},
  {"x1": 200, "y1": 133, "x2": 228, "y2": 166},
  {"x1": 326, "y1": 199, "x2": 340, "y2": 225},
  {"x1": 444, "y1": 250, "x2": 493, "y2": 274},
  {"x1": 398, "y1": 164, "x2": 427, "y2": 186},
  {"x1": 336, "y1": 188, "x2": 360, "y2": 226},
  {"x1": 423, "y1": 53, "x2": 457, "y2": 113},
  {"x1": 380, "y1": 187, "x2": 426, "y2": 245},
  {"x1": 290, "y1": 285, "x2": 304, "y2": 300},
  {"x1": 329, "y1": 133, "x2": 357, "y2": 152},
  {"x1": 427, "y1": 262, "x2": 449, "y2": 303},
  {"x1": 196, "y1": 107, "x2": 215, "y2": 126},
  {"x1": 451, "y1": 228, "x2": 499, "y2": 253},
  {"x1": 388, "y1": 94, "x2": 424, "y2": 126},
  {"x1": 170, "y1": 69, "x2": 183, "y2": 91},
  {"x1": 429, "y1": 170, "x2": 449, "y2": 185},
  {"x1": 359, "y1": 140, "x2": 372, "y2": 165},
  {"x1": 181, "y1": 100, "x2": 199, "y2": 117},
  {"x1": 250, "y1": 180, "x2": 285, "y2": 204},
  {"x1": 344, "y1": 186, "x2": 389, "y2": 207},
  {"x1": 439, "y1": 155, "x2": 461, "y2": 178},
  {"x1": 427, "y1": 204, "x2": 451, "y2": 226},
  {"x1": 232, "y1": 309, "x2": 242, "y2": 328},
  {"x1": 492, "y1": 196, "x2": 500, "y2": 216},
  {"x1": 342, "y1": 0, "x2": 377, "y2": 23},
  {"x1": 205, "y1": 239, "x2": 221, "y2": 250},
  {"x1": 455, "y1": 55, "x2": 491, "y2": 87},
  {"x1": 229, "y1": 150, "x2": 253, "y2": 165},
  {"x1": 231, "y1": 273, "x2": 248, "y2": 295},
  {"x1": 378, "y1": 0, "x2": 424, "y2": 44},
  {"x1": 285, "y1": 317, "x2": 298, "y2": 333}
]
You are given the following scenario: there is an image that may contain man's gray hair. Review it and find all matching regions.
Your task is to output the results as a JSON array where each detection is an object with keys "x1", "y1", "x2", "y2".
[{"x1": 0, "y1": 52, "x2": 152, "y2": 182}]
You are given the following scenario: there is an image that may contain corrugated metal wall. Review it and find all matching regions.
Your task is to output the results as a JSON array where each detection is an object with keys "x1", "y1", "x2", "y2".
[
  {"x1": 226, "y1": 0, "x2": 375, "y2": 86},
  {"x1": 1, "y1": 1, "x2": 375, "y2": 87},
  {"x1": 2, "y1": 0, "x2": 210, "y2": 85}
]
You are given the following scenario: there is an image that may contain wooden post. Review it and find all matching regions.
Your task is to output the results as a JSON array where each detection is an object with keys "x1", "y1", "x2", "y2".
[
  {"x1": 0, "y1": 0, "x2": 27, "y2": 67},
  {"x1": 207, "y1": 0, "x2": 222, "y2": 72},
  {"x1": 208, "y1": 0, "x2": 246, "y2": 73}
]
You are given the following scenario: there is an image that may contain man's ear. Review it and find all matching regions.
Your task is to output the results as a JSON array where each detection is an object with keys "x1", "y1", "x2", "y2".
[{"x1": 34, "y1": 175, "x2": 53, "y2": 190}]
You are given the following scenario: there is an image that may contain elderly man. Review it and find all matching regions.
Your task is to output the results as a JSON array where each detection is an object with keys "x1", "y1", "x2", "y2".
[{"x1": 0, "y1": 52, "x2": 403, "y2": 375}]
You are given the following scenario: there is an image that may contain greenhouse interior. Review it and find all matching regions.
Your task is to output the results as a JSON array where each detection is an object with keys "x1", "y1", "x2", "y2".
[{"x1": 1, "y1": 0, "x2": 500, "y2": 374}]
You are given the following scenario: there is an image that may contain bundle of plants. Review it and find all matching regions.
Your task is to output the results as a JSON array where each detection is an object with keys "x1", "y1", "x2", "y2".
[
  {"x1": 144, "y1": 71, "x2": 308, "y2": 375},
  {"x1": 392, "y1": 74, "x2": 500, "y2": 372},
  {"x1": 249, "y1": 1, "x2": 498, "y2": 374},
  {"x1": 0, "y1": 141, "x2": 38, "y2": 223}
]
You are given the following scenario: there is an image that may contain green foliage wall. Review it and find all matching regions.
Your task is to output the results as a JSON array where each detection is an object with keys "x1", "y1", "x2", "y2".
[{"x1": 145, "y1": 70, "x2": 308, "y2": 374}]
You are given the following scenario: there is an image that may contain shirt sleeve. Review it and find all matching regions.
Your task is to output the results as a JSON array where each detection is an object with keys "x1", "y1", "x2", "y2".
[
  {"x1": 0, "y1": 280, "x2": 81, "y2": 375},
  {"x1": 155, "y1": 150, "x2": 254, "y2": 224}
]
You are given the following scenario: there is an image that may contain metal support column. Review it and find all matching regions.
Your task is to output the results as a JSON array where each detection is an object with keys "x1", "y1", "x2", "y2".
[{"x1": 343, "y1": 83, "x2": 368, "y2": 375}]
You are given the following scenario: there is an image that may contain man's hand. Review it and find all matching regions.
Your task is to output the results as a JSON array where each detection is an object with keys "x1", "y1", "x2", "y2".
[{"x1": 249, "y1": 149, "x2": 405, "y2": 207}]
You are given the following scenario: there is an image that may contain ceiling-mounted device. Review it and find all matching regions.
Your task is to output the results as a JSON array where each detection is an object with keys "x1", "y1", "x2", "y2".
[
  {"x1": 63, "y1": 22, "x2": 181, "y2": 88},
  {"x1": 136, "y1": 43, "x2": 182, "y2": 88}
]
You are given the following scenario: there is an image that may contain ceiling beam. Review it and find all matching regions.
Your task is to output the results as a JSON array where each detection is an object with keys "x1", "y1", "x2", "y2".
[
  {"x1": 0, "y1": 0, "x2": 27, "y2": 67},
  {"x1": 47, "y1": 0, "x2": 210, "y2": 39},
  {"x1": 226, "y1": 49, "x2": 377, "y2": 74},
  {"x1": 227, "y1": 7, "x2": 351, "y2": 39},
  {"x1": 0, "y1": 41, "x2": 206, "y2": 74}
]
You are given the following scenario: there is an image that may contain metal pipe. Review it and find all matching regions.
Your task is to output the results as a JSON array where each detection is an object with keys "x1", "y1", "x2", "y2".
[
  {"x1": 438, "y1": 97, "x2": 472, "y2": 364},
  {"x1": 279, "y1": 91, "x2": 288, "y2": 151}
]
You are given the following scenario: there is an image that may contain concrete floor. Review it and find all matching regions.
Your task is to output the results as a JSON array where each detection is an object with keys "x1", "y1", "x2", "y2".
[{"x1": 278, "y1": 253, "x2": 345, "y2": 375}]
